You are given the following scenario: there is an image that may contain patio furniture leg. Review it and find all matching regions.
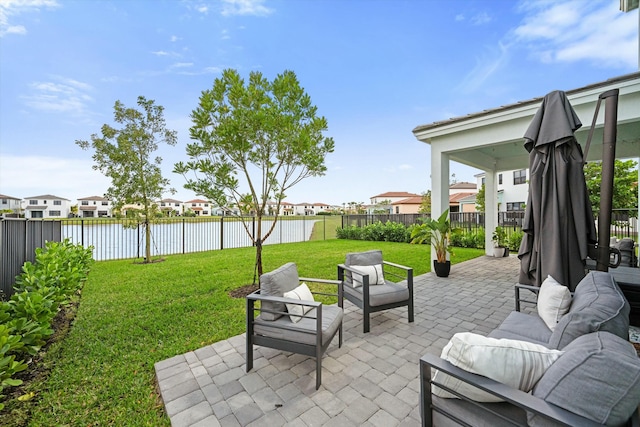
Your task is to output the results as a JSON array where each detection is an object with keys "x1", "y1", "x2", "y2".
[{"x1": 246, "y1": 298, "x2": 254, "y2": 372}]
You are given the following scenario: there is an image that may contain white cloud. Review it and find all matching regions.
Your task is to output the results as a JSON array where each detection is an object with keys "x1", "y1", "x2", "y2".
[
  {"x1": 456, "y1": 41, "x2": 511, "y2": 93},
  {"x1": 171, "y1": 62, "x2": 194, "y2": 68},
  {"x1": 398, "y1": 164, "x2": 413, "y2": 171},
  {"x1": 0, "y1": 0, "x2": 59, "y2": 37},
  {"x1": 21, "y1": 76, "x2": 94, "y2": 114},
  {"x1": 471, "y1": 12, "x2": 492, "y2": 25},
  {"x1": 514, "y1": 0, "x2": 638, "y2": 68},
  {"x1": 221, "y1": 0, "x2": 273, "y2": 17},
  {"x1": 456, "y1": 0, "x2": 638, "y2": 93}
]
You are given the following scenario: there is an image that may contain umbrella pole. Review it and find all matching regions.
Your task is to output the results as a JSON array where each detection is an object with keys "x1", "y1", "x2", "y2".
[{"x1": 596, "y1": 89, "x2": 619, "y2": 272}]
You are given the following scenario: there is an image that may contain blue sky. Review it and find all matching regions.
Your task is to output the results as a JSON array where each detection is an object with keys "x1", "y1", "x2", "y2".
[{"x1": 0, "y1": 0, "x2": 638, "y2": 206}]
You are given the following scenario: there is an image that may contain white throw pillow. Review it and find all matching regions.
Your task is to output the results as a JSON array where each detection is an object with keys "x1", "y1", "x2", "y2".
[
  {"x1": 537, "y1": 275, "x2": 572, "y2": 331},
  {"x1": 283, "y1": 282, "x2": 314, "y2": 323},
  {"x1": 350, "y1": 264, "x2": 385, "y2": 287},
  {"x1": 432, "y1": 332, "x2": 564, "y2": 402}
]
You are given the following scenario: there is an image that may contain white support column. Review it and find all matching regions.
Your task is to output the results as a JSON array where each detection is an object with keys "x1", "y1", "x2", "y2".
[
  {"x1": 431, "y1": 147, "x2": 450, "y2": 262},
  {"x1": 484, "y1": 168, "x2": 498, "y2": 256}
]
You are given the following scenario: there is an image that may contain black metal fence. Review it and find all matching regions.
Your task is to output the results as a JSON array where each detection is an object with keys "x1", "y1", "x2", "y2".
[
  {"x1": 0, "y1": 219, "x2": 62, "y2": 298},
  {"x1": 342, "y1": 210, "x2": 638, "y2": 239},
  {"x1": 60, "y1": 216, "x2": 323, "y2": 261}
]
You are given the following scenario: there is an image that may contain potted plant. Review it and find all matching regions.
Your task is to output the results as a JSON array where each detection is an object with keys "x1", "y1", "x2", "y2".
[
  {"x1": 411, "y1": 209, "x2": 452, "y2": 277},
  {"x1": 492, "y1": 227, "x2": 508, "y2": 257}
]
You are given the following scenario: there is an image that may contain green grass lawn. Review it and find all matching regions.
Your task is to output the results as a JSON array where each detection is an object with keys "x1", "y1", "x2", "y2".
[{"x1": 12, "y1": 240, "x2": 484, "y2": 426}]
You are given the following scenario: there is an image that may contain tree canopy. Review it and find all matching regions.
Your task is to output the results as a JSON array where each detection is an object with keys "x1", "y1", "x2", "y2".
[
  {"x1": 584, "y1": 159, "x2": 638, "y2": 217},
  {"x1": 174, "y1": 69, "x2": 334, "y2": 278},
  {"x1": 76, "y1": 96, "x2": 177, "y2": 262}
]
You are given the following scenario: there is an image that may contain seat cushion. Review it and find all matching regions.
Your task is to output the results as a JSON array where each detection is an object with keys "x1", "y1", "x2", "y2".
[
  {"x1": 344, "y1": 281, "x2": 409, "y2": 307},
  {"x1": 549, "y1": 271, "x2": 630, "y2": 349},
  {"x1": 254, "y1": 305, "x2": 343, "y2": 346},
  {"x1": 259, "y1": 262, "x2": 300, "y2": 321},
  {"x1": 489, "y1": 311, "x2": 552, "y2": 346},
  {"x1": 530, "y1": 331, "x2": 640, "y2": 426}
]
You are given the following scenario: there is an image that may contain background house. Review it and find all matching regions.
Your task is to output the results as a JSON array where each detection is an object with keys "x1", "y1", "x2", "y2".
[
  {"x1": 23, "y1": 194, "x2": 71, "y2": 219},
  {"x1": 0, "y1": 194, "x2": 22, "y2": 216},
  {"x1": 476, "y1": 170, "x2": 530, "y2": 213},
  {"x1": 158, "y1": 198, "x2": 182, "y2": 216},
  {"x1": 78, "y1": 196, "x2": 113, "y2": 218},
  {"x1": 184, "y1": 199, "x2": 212, "y2": 216}
]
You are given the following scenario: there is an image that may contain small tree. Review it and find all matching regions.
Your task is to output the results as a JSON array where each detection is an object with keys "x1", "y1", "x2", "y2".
[
  {"x1": 475, "y1": 184, "x2": 486, "y2": 212},
  {"x1": 174, "y1": 69, "x2": 334, "y2": 280},
  {"x1": 76, "y1": 96, "x2": 177, "y2": 263},
  {"x1": 418, "y1": 191, "x2": 431, "y2": 214}
]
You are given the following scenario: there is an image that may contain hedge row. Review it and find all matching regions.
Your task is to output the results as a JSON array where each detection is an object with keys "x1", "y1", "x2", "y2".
[
  {"x1": 0, "y1": 239, "x2": 94, "y2": 410},
  {"x1": 337, "y1": 221, "x2": 524, "y2": 251}
]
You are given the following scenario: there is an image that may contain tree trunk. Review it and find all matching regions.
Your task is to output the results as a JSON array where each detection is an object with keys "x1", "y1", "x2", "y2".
[
  {"x1": 145, "y1": 219, "x2": 151, "y2": 262},
  {"x1": 255, "y1": 239, "x2": 263, "y2": 278}
]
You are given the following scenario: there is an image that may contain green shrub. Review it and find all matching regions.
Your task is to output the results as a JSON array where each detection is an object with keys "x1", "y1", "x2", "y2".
[
  {"x1": 508, "y1": 229, "x2": 524, "y2": 252},
  {"x1": 0, "y1": 325, "x2": 29, "y2": 411},
  {"x1": 0, "y1": 239, "x2": 94, "y2": 411},
  {"x1": 337, "y1": 221, "x2": 411, "y2": 243}
]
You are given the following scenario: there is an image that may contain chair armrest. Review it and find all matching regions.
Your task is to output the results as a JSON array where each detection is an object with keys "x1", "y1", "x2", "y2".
[
  {"x1": 300, "y1": 277, "x2": 342, "y2": 300},
  {"x1": 383, "y1": 260, "x2": 412, "y2": 271},
  {"x1": 420, "y1": 353, "x2": 603, "y2": 427},
  {"x1": 514, "y1": 284, "x2": 540, "y2": 312},
  {"x1": 299, "y1": 277, "x2": 341, "y2": 286}
]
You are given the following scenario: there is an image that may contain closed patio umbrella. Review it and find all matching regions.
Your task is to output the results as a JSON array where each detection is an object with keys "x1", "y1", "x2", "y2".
[{"x1": 518, "y1": 90, "x2": 597, "y2": 291}]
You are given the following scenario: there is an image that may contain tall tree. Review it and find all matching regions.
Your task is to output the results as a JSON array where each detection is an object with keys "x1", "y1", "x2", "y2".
[
  {"x1": 174, "y1": 69, "x2": 334, "y2": 279},
  {"x1": 584, "y1": 159, "x2": 638, "y2": 217},
  {"x1": 76, "y1": 96, "x2": 177, "y2": 263}
]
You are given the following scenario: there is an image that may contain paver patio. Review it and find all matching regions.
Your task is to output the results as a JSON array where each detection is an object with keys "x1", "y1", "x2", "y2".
[{"x1": 155, "y1": 255, "x2": 521, "y2": 426}]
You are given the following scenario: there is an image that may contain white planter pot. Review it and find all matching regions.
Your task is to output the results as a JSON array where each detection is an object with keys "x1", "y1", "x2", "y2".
[{"x1": 493, "y1": 247, "x2": 506, "y2": 257}]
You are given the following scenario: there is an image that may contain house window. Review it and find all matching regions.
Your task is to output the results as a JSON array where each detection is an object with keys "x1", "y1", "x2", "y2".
[
  {"x1": 98, "y1": 211, "x2": 108, "y2": 217},
  {"x1": 160, "y1": 203, "x2": 166, "y2": 207},
  {"x1": 481, "y1": 177, "x2": 486, "y2": 185},
  {"x1": 192, "y1": 203, "x2": 196, "y2": 207},
  {"x1": 30, "y1": 200, "x2": 38, "y2": 205},
  {"x1": 174, "y1": 203, "x2": 179, "y2": 207},
  {"x1": 102, "y1": 201, "x2": 108, "y2": 206},
  {"x1": 506, "y1": 202, "x2": 525, "y2": 211},
  {"x1": 81, "y1": 201, "x2": 89, "y2": 205},
  {"x1": 203, "y1": 211, "x2": 209, "y2": 215},
  {"x1": 204, "y1": 203, "x2": 209, "y2": 207},
  {"x1": 498, "y1": 174, "x2": 503, "y2": 185},
  {"x1": 513, "y1": 169, "x2": 527, "y2": 185},
  {"x1": 49, "y1": 210, "x2": 61, "y2": 216}
]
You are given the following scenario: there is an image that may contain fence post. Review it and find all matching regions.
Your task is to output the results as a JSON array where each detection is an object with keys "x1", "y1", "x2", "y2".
[
  {"x1": 220, "y1": 217, "x2": 224, "y2": 250},
  {"x1": 182, "y1": 218, "x2": 186, "y2": 254},
  {"x1": 137, "y1": 223, "x2": 141, "y2": 259}
]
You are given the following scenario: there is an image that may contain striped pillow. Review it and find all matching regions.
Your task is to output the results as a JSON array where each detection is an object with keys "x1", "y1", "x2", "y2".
[
  {"x1": 433, "y1": 332, "x2": 563, "y2": 402},
  {"x1": 350, "y1": 264, "x2": 385, "y2": 287}
]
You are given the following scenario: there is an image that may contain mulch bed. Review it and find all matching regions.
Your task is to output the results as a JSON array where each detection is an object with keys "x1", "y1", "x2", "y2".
[{"x1": 228, "y1": 284, "x2": 258, "y2": 298}]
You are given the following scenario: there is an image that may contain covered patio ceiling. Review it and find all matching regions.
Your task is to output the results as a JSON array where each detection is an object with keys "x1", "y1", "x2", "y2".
[
  {"x1": 413, "y1": 72, "x2": 640, "y2": 173},
  {"x1": 412, "y1": 72, "x2": 640, "y2": 257}
]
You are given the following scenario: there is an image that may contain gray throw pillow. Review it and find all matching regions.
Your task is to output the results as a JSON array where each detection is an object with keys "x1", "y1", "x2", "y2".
[
  {"x1": 529, "y1": 331, "x2": 640, "y2": 426},
  {"x1": 259, "y1": 262, "x2": 300, "y2": 321},
  {"x1": 548, "y1": 271, "x2": 629, "y2": 349}
]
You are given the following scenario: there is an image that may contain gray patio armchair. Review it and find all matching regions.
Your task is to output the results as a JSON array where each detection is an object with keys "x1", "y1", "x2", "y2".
[
  {"x1": 246, "y1": 262, "x2": 343, "y2": 390},
  {"x1": 337, "y1": 250, "x2": 414, "y2": 333}
]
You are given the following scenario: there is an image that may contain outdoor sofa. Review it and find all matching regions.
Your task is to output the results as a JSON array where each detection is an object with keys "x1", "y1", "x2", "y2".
[{"x1": 421, "y1": 270, "x2": 640, "y2": 426}]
